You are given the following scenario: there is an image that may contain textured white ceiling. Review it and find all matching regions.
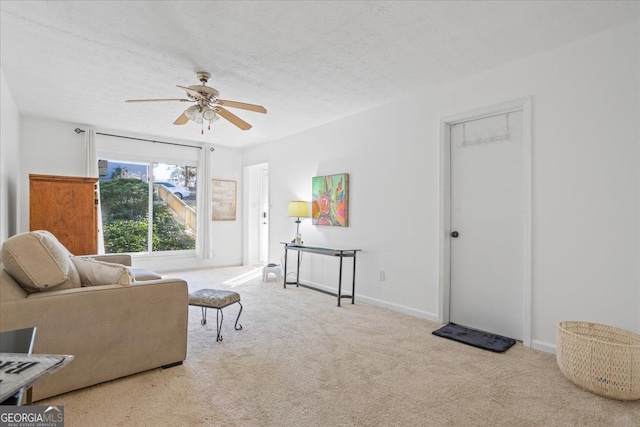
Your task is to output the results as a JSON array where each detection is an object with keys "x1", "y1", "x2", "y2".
[{"x1": 1, "y1": 1, "x2": 639, "y2": 148}]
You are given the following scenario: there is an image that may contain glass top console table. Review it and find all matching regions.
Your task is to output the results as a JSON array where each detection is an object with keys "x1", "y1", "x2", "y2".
[
  {"x1": 281, "y1": 243, "x2": 361, "y2": 307},
  {"x1": 0, "y1": 327, "x2": 74, "y2": 405}
]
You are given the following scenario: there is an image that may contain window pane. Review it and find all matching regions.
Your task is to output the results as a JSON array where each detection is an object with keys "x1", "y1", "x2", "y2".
[
  {"x1": 99, "y1": 160, "x2": 150, "y2": 253},
  {"x1": 151, "y1": 163, "x2": 196, "y2": 252}
]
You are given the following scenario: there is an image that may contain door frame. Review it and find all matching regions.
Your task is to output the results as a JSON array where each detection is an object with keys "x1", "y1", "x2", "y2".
[{"x1": 438, "y1": 97, "x2": 532, "y2": 347}]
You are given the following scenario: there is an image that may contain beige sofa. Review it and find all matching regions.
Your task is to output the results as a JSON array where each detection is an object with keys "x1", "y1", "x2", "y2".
[{"x1": 0, "y1": 231, "x2": 188, "y2": 402}]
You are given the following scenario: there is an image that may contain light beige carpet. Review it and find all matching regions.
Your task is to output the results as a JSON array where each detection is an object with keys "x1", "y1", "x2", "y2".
[{"x1": 39, "y1": 266, "x2": 639, "y2": 426}]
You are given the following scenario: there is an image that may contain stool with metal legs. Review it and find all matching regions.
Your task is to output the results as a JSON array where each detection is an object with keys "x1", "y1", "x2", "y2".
[{"x1": 188, "y1": 289, "x2": 243, "y2": 342}]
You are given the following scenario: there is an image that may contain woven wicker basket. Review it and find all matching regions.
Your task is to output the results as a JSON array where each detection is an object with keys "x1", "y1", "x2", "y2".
[{"x1": 556, "y1": 321, "x2": 640, "y2": 400}]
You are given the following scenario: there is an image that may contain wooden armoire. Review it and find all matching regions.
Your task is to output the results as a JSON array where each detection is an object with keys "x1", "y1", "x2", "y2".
[{"x1": 29, "y1": 174, "x2": 99, "y2": 255}]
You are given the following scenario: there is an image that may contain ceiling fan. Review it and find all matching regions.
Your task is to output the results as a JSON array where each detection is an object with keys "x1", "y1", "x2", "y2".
[{"x1": 125, "y1": 71, "x2": 267, "y2": 133}]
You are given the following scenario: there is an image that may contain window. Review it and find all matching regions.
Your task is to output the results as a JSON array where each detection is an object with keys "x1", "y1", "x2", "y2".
[{"x1": 99, "y1": 159, "x2": 196, "y2": 254}]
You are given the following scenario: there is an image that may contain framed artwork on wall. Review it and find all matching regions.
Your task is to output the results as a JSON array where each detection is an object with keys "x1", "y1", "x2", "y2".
[
  {"x1": 312, "y1": 173, "x2": 349, "y2": 226},
  {"x1": 211, "y1": 179, "x2": 237, "y2": 221}
]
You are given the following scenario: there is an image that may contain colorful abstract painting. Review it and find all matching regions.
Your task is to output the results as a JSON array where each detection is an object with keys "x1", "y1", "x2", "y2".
[{"x1": 312, "y1": 173, "x2": 348, "y2": 226}]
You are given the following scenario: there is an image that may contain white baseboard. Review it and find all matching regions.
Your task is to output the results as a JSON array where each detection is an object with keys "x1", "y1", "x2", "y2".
[
  {"x1": 358, "y1": 294, "x2": 440, "y2": 322},
  {"x1": 532, "y1": 339, "x2": 556, "y2": 354},
  {"x1": 155, "y1": 262, "x2": 242, "y2": 274},
  {"x1": 298, "y1": 280, "x2": 439, "y2": 323}
]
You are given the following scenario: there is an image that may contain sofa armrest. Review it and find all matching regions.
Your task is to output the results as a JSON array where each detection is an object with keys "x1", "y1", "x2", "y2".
[{"x1": 0, "y1": 277, "x2": 188, "y2": 401}]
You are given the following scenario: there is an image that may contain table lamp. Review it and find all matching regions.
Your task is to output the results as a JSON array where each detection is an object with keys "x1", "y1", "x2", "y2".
[{"x1": 288, "y1": 201, "x2": 310, "y2": 244}]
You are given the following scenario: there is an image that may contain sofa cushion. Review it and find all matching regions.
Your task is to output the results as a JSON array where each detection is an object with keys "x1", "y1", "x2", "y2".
[
  {"x1": 70, "y1": 257, "x2": 134, "y2": 286},
  {"x1": 1, "y1": 231, "x2": 81, "y2": 293}
]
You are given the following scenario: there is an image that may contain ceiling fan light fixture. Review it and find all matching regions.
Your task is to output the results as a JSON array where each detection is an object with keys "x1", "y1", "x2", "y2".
[
  {"x1": 184, "y1": 105, "x2": 201, "y2": 121},
  {"x1": 203, "y1": 108, "x2": 218, "y2": 122},
  {"x1": 184, "y1": 104, "x2": 218, "y2": 125}
]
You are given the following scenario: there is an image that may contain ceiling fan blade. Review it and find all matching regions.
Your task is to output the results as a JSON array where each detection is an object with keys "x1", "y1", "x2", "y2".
[
  {"x1": 216, "y1": 107, "x2": 252, "y2": 130},
  {"x1": 177, "y1": 85, "x2": 205, "y2": 100},
  {"x1": 215, "y1": 99, "x2": 267, "y2": 114},
  {"x1": 126, "y1": 98, "x2": 191, "y2": 103},
  {"x1": 173, "y1": 112, "x2": 190, "y2": 125}
]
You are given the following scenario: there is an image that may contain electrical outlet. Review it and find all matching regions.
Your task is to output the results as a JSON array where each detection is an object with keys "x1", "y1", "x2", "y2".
[{"x1": 379, "y1": 270, "x2": 385, "y2": 281}]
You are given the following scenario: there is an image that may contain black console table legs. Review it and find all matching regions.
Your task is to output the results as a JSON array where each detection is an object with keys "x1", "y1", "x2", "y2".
[{"x1": 281, "y1": 243, "x2": 360, "y2": 307}]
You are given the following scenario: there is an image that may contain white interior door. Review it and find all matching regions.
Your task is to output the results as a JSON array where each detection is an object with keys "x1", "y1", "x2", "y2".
[
  {"x1": 259, "y1": 167, "x2": 269, "y2": 264},
  {"x1": 449, "y1": 110, "x2": 524, "y2": 340},
  {"x1": 244, "y1": 163, "x2": 269, "y2": 265}
]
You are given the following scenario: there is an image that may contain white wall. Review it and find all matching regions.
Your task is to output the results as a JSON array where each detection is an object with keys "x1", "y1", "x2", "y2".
[
  {"x1": 243, "y1": 20, "x2": 640, "y2": 351},
  {"x1": 0, "y1": 68, "x2": 21, "y2": 243},
  {"x1": 17, "y1": 117, "x2": 244, "y2": 271}
]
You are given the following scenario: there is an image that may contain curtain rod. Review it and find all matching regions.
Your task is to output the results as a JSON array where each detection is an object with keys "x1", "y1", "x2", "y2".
[{"x1": 74, "y1": 128, "x2": 214, "y2": 151}]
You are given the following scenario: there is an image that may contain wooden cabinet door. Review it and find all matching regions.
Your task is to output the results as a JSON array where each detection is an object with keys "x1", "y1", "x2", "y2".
[{"x1": 29, "y1": 174, "x2": 98, "y2": 255}]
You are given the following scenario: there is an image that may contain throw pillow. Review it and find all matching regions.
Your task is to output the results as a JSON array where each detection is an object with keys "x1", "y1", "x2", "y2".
[
  {"x1": 1, "y1": 230, "x2": 81, "y2": 293},
  {"x1": 70, "y1": 257, "x2": 134, "y2": 286}
]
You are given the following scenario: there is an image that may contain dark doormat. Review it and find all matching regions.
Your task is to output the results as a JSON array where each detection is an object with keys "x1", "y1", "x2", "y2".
[{"x1": 432, "y1": 323, "x2": 516, "y2": 353}]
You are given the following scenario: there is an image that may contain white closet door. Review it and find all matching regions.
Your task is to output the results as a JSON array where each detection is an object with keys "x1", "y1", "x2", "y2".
[{"x1": 449, "y1": 110, "x2": 524, "y2": 340}]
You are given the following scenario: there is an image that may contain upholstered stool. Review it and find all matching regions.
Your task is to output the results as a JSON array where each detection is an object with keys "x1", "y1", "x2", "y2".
[
  {"x1": 188, "y1": 289, "x2": 243, "y2": 342},
  {"x1": 262, "y1": 263, "x2": 283, "y2": 282}
]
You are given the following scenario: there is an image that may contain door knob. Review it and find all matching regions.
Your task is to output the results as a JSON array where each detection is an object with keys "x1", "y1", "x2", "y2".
[{"x1": 450, "y1": 231, "x2": 459, "y2": 238}]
